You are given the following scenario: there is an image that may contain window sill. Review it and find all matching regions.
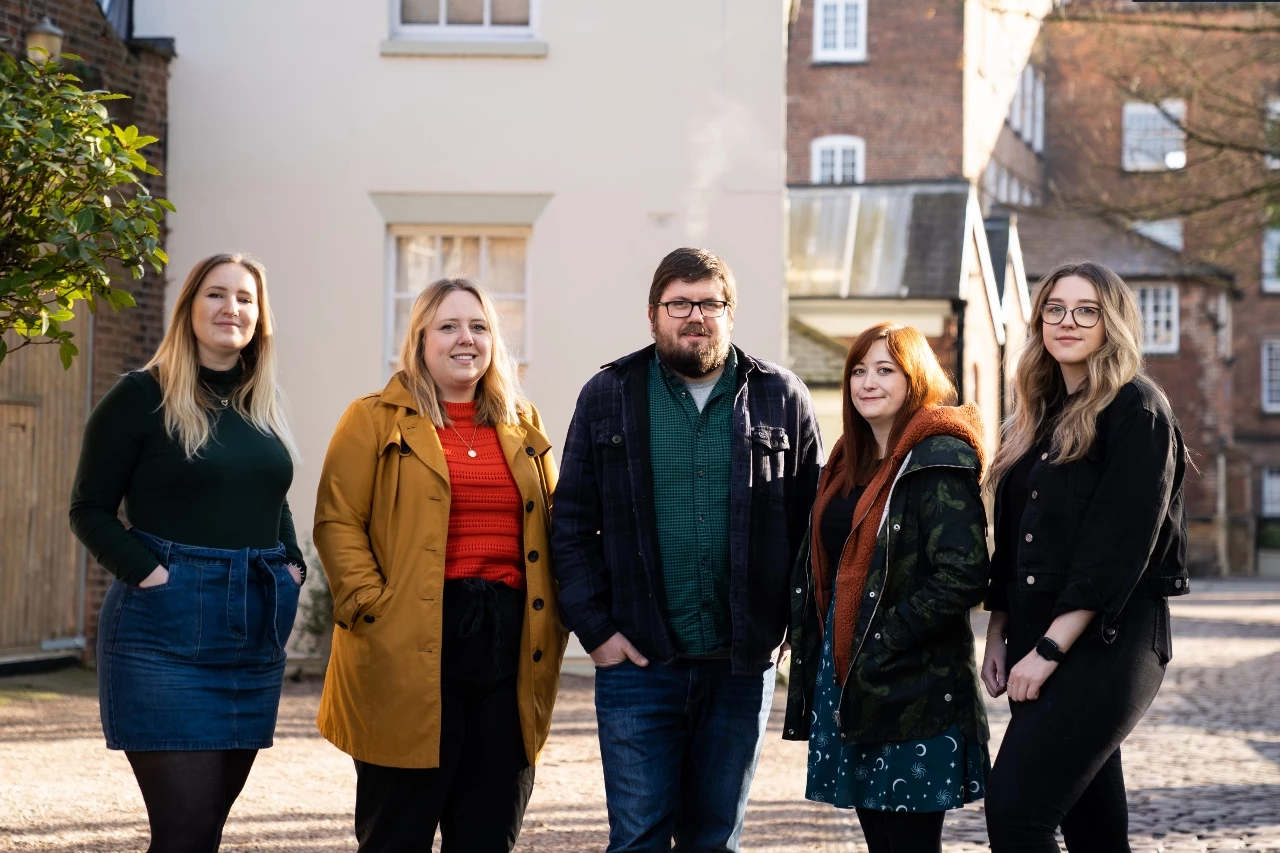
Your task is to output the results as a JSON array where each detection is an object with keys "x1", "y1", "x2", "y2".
[
  {"x1": 811, "y1": 57, "x2": 868, "y2": 66},
  {"x1": 380, "y1": 39, "x2": 548, "y2": 58}
]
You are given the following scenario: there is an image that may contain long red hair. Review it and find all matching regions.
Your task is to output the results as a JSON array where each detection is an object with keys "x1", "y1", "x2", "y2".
[{"x1": 839, "y1": 323, "x2": 957, "y2": 493}]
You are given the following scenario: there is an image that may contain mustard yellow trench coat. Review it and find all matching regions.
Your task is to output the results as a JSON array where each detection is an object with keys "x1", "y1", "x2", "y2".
[{"x1": 313, "y1": 373, "x2": 566, "y2": 769}]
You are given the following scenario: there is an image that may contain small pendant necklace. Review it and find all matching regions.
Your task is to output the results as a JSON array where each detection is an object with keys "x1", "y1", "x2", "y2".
[{"x1": 450, "y1": 422, "x2": 481, "y2": 458}]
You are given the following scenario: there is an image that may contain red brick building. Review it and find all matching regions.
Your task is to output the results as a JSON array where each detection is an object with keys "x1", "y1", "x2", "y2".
[{"x1": 0, "y1": 0, "x2": 172, "y2": 662}]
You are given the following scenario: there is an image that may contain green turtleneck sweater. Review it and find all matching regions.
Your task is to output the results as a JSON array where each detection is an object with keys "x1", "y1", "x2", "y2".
[{"x1": 69, "y1": 365, "x2": 306, "y2": 585}]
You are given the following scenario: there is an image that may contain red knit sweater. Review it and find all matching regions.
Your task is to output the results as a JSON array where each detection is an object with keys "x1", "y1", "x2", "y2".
[{"x1": 439, "y1": 400, "x2": 525, "y2": 590}]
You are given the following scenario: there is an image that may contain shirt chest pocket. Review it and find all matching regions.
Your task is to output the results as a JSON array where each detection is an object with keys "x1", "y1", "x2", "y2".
[
  {"x1": 594, "y1": 420, "x2": 627, "y2": 456},
  {"x1": 750, "y1": 425, "x2": 790, "y2": 488}
]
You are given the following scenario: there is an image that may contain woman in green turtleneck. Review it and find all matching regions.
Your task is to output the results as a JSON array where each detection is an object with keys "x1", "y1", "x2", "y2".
[{"x1": 70, "y1": 253, "x2": 304, "y2": 852}]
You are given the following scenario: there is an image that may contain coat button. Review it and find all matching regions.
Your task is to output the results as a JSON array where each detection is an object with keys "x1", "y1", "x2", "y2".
[
  {"x1": 533, "y1": 649, "x2": 543, "y2": 662},
  {"x1": 1174, "y1": 579, "x2": 1183, "y2": 588},
  {"x1": 944, "y1": 693, "x2": 953, "y2": 702},
  {"x1": 892, "y1": 524, "x2": 900, "y2": 531},
  {"x1": 1031, "y1": 490, "x2": 1038, "y2": 500},
  {"x1": 364, "y1": 614, "x2": 375, "y2": 623},
  {"x1": 787, "y1": 728, "x2": 795, "y2": 735},
  {"x1": 1027, "y1": 575, "x2": 1036, "y2": 585},
  {"x1": 794, "y1": 658, "x2": 800, "y2": 664},
  {"x1": 526, "y1": 446, "x2": 536, "y2": 456},
  {"x1": 1041, "y1": 452, "x2": 1048, "y2": 460},
  {"x1": 528, "y1": 550, "x2": 539, "y2": 562},
  {"x1": 399, "y1": 444, "x2": 411, "y2": 456},
  {"x1": 874, "y1": 632, "x2": 881, "y2": 640},
  {"x1": 532, "y1": 598, "x2": 545, "y2": 610},
  {"x1": 795, "y1": 587, "x2": 803, "y2": 594},
  {"x1": 526, "y1": 500, "x2": 535, "y2": 512},
  {"x1": 1106, "y1": 627, "x2": 1116, "y2": 636},
  {"x1": 612, "y1": 435, "x2": 622, "y2": 445},
  {"x1": 869, "y1": 591, "x2": 876, "y2": 598},
  {"x1": 1025, "y1": 533, "x2": 1034, "y2": 543}
]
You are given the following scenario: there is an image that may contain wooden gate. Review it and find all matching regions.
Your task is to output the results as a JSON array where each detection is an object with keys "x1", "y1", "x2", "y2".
[{"x1": 0, "y1": 328, "x2": 88, "y2": 661}]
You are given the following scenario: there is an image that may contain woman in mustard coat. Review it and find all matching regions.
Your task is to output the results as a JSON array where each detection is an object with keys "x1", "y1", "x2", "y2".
[{"x1": 314, "y1": 278, "x2": 566, "y2": 852}]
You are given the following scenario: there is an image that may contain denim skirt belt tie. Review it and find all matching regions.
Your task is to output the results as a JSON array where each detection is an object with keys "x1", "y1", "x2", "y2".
[{"x1": 96, "y1": 528, "x2": 301, "y2": 751}]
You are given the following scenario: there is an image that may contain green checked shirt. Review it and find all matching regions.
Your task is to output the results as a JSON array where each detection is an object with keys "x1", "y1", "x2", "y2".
[{"x1": 648, "y1": 348, "x2": 738, "y2": 656}]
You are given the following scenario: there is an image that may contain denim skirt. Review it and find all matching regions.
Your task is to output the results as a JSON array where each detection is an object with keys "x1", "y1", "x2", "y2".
[{"x1": 96, "y1": 529, "x2": 301, "y2": 751}]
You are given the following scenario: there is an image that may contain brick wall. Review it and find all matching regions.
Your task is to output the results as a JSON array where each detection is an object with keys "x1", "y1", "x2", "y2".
[
  {"x1": 1, "y1": 0, "x2": 171, "y2": 647},
  {"x1": 786, "y1": 0, "x2": 966, "y2": 185}
]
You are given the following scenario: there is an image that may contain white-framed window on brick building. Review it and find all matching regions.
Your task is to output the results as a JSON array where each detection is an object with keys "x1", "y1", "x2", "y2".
[
  {"x1": 1264, "y1": 228, "x2": 1280, "y2": 293},
  {"x1": 1264, "y1": 469, "x2": 1280, "y2": 517},
  {"x1": 813, "y1": 0, "x2": 868, "y2": 63},
  {"x1": 811, "y1": 135, "x2": 865, "y2": 185},
  {"x1": 1137, "y1": 284, "x2": 1179, "y2": 354},
  {"x1": 1265, "y1": 340, "x2": 1280, "y2": 413},
  {"x1": 1123, "y1": 99, "x2": 1186, "y2": 172},
  {"x1": 387, "y1": 227, "x2": 530, "y2": 373},
  {"x1": 394, "y1": 0, "x2": 536, "y2": 40}
]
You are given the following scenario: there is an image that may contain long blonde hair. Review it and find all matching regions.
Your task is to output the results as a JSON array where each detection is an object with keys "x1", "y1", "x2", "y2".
[
  {"x1": 144, "y1": 253, "x2": 298, "y2": 461},
  {"x1": 989, "y1": 260, "x2": 1166, "y2": 487},
  {"x1": 397, "y1": 277, "x2": 524, "y2": 428}
]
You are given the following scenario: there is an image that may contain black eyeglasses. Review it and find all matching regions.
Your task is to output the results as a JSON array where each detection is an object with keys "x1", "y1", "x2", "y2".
[
  {"x1": 656, "y1": 300, "x2": 730, "y2": 319},
  {"x1": 1042, "y1": 304, "x2": 1101, "y2": 328}
]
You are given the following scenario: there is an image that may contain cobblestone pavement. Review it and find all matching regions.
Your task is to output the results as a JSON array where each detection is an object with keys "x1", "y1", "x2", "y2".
[{"x1": 1, "y1": 579, "x2": 1277, "y2": 852}]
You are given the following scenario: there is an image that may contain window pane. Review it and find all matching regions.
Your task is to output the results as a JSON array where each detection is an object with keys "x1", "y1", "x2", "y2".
[
  {"x1": 819, "y1": 149, "x2": 836, "y2": 184},
  {"x1": 446, "y1": 0, "x2": 483, "y2": 25},
  {"x1": 822, "y1": 3, "x2": 839, "y2": 50},
  {"x1": 843, "y1": 2, "x2": 860, "y2": 51},
  {"x1": 487, "y1": 238, "x2": 527, "y2": 293},
  {"x1": 1264, "y1": 469, "x2": 1280, "y2": 516},
  {"x1": 1264, "y1": 229, "x2": 1280, "y2": 292},
  {"x1": 402, "y1": 0, "x2": 440, "y2": 24},
  {"x1": 840, "y1": 147, "x2": 857, "y2": 184},
  {"x1": 397, "y1": 236, "x2": 439, "y2": 296},
  {"x1": 493, "y1": 299, "x2": 526, "y2": 361},
  {"x1": 440, "y1": 237, "x2": 481, "y2": 278},
  {"x1": 1123, "y1": 101, "x2": 1185, "y2": 172},
  {"x1": 491, "y1": 0, "x2": 530, "y2": 25},
  {"x1": 1266, "y1": 342, "x2": 1280, "y2": 409},
  {"x1": 393, "y1": 296, "x2": 416, "y2": 361}
]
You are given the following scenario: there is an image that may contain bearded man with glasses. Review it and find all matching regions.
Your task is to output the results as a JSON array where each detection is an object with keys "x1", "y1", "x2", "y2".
[{"x1": 552, "y1": 247, "x2": 823, "y2": 852}]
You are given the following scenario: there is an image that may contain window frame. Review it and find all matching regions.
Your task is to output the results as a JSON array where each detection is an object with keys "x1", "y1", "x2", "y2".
[
  {"x1": 1264, "y1": 228, "x2": 1280, "y2": 294},
  {"x1": 385, "y1": 224, "x2": 532, "y2": 375},
  {"x1": 1122, "y1": 99, "x2": 1187, "y2": 173},
  {"x1": 813, "y1": 0, "x2": 868, "y2": 64},
  {"x1": 391, "y1": 0, "x2": 539, "y2": 41},
  {"x1": 1266, "y1": 98, "x2": 1280, "y2": 170},
  {"x1": 1137, "y1": 283, "x2": 1180, "y2": 355},
  {"x1": 1265, "y1": 340, "x2": 1280, "y2": 414},
  {"x1": 810, "y1": 135, "x2": 866, "y2": 185}
]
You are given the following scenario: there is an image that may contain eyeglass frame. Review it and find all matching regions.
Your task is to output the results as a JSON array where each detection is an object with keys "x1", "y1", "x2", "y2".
[
  {"x1": 1041, "y1": 303, "x2": 1102, "y2": 328},
  {"x1": 654, "y1": 299, "x2": 731, "y2": 319}
]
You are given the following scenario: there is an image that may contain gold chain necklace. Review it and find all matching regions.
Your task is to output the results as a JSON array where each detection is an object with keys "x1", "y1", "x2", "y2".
[{"x1": 450, "y1": 423, "x2": 481, "y2": 458}]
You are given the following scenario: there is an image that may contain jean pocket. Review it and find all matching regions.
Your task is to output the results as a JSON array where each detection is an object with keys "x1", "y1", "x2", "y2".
[
  {"x1": 594, "y1": 659, "x2": 631, "y2": 672},
  {"x1": 113, "y1": 561, "x2": 201, "y2": 660},
  {"x1": 272, "y1": 564, "x2": 302, "y2": 651}
]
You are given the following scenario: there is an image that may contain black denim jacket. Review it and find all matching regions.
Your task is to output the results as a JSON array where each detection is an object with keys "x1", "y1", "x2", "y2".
[{"x1": 985, "y1": 378, "x2": 1190, "y2": 639}]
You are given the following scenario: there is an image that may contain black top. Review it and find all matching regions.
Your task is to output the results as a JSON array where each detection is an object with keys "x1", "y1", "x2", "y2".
[
  {"x1": 819, "y1": 485, "x2": 866, "y2": 576},
  {"x1": 69, "y1": 365, "x2": 305, "y2": 585}
]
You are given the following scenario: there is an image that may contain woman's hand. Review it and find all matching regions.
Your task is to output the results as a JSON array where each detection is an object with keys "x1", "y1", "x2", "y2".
[
  {"x1": 981, "y1": 634, "x2": 1008, "y2": 697},
  {"x1": 1006, "y1": 650, "x2": 1059, "y2": 702},
  {"x1": 286, "y1": 564, "x2": 303, "y2": 585},
  {"x1": 137, "y1": 566, "x2": 169, "y2": 588}
]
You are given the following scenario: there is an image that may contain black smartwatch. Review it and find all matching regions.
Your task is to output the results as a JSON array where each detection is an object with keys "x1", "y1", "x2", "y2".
[{"x1": 1035, "y1": 636, "x2": 1066, "y2": 663}]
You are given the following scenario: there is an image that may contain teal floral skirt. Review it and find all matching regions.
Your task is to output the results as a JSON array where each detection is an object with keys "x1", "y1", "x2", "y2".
[{"x1": 805, "y1": 600, "x2": 990, "y2": 812}]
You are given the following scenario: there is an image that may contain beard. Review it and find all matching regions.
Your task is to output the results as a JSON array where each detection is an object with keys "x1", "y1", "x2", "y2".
[{"x1": 654, "y1": 322, "x2": 730, "y2": 378}]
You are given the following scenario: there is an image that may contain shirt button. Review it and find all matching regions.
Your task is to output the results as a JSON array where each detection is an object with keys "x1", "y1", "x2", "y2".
[
  {"x1": 893, "y1": 524, "x2": 900, "y2": 531},
  {"x1": 1041, "y1": 452, "x2": 1049, "y2": 460},
  {"x1": 698, "y1": 470, "x2": 705, "y2": 477},
  {"x1": 1031, "y1": 491, "x2": 1038, "y2": 500},
  {"x1": 787, "y1": 728, "x2": 795, "y2": 735},
  {"x1": 612, "y1": 435, "x2": 622, "y2": 445},
  {"x1": 1027, "y1": 575, "x2": 1036, "y2": 585},
  {"x1": 532, "y1": 598, "x2": 545, "y2": 611},
  {"x1": 944, "y1": 693, "x2": 953, "y2": 702},
  {"x1": 1174, "y1": 579, "x2": 1183, "y2": 588},
  {"x1": 528, "y1": 550, "x2": 539, "y2": 562},
  {"x1": 1025, "y1": 533, "x2": 1034, "y2": 543}
]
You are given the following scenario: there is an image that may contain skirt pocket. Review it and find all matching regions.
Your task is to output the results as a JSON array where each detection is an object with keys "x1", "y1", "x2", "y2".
[{"x1": 111, "y1": 561, "x2": 202, "y2": 661}]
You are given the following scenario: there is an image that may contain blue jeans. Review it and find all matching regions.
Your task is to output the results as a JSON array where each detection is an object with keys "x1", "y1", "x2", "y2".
[{"x1": 594, "y1": 659, "x2": 774, "y2": 853}]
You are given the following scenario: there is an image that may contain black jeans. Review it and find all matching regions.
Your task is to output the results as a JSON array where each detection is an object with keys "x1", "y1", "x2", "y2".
[
  {"x1": 985, "y1": 597, "x2": 1170, "y2": 852},
  {"x1": 353, "y1": 579, "x2": 534, "y2": 853}
]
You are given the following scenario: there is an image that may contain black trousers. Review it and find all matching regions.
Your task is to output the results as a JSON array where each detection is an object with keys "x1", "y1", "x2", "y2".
[
  {"x1": 985, "y1": 597, "x2": 1170, "y2": 853},
  {"x1": 353, "y1": 579, "x2": 534, "y2": 853}
]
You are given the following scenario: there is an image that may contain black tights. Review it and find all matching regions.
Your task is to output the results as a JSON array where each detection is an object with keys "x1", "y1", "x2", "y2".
[
  {"x1": 126, "y1": 749, "x2": 258, "y2": 853},
  {"x1": 855, "y1": 808, "x2": 945, "y2": 853}
]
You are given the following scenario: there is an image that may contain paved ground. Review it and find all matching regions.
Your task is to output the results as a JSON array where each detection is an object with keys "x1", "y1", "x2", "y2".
[{"x1": 1, "y1": 579, "x2": 1278, "y2": 852}]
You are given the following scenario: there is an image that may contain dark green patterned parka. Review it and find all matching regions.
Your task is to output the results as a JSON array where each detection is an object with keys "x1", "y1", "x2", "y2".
[{"x1": 782, "y1": 435, "x2": 991, "y2": 747}]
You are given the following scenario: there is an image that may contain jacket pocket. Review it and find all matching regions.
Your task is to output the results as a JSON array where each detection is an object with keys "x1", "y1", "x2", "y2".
[{"x1": 750, "y1": 425, "x2": 790, "y2": 489}]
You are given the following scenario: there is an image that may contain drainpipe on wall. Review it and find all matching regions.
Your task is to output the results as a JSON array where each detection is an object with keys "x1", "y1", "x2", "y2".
[
  {"x1": 952, "y1": 299, "x2": 967, "y2": 401},
  {"x1": 1216, "y1": 447, "x2": 1230, "y2": 577}
]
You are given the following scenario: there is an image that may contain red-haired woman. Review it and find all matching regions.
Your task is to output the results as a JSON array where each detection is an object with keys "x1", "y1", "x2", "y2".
[{"x1": 783, "y1": 323, "x2": 992, "y2": 853}]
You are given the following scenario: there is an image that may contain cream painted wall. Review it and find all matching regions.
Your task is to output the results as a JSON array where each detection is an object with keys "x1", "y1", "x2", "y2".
[{"x1": 132, "y1": 1, "x2": 788, "y2": 540}]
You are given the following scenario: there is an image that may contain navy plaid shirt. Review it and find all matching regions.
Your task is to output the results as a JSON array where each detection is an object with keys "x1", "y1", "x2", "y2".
[{"x1": 551, "y1": 344, "x2": 823, "y2": 674}]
